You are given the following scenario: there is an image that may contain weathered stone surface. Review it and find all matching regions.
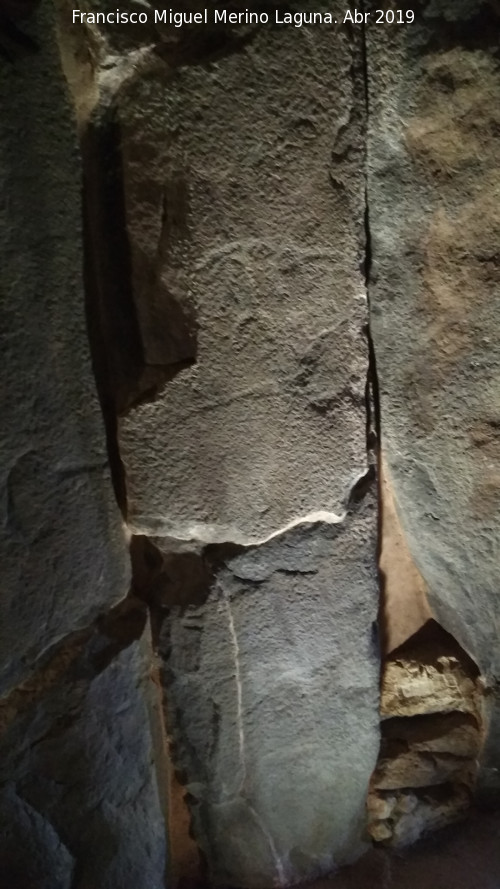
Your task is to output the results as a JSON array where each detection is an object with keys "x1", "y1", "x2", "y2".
[
  {"x1": 383, "y1": 711, "x2": 481, "y2": 757},
  {"x1": 0, "y1": 0, "x2": 128, "y2": 695},
  {"x1": 78, "y1": 14, "x2": 383, "y2": 883},
  {"x1": 0, "y1": 608, "x2": 167, "y2": 889},
  {"x1": 373, "y1": 750, "x2": 475, "y2": 791},
  {"x1": 155, "y1": 497, "x2": 379, "y2": 887},
  {"x1": 369, "y1": 785, "x2": 471, "y2": 850},
  {"x1": 380, "y1": 654, "x2": 480, "y2": 720},
  {"x1": 0, "y1": 786, "x2": 74, "y2": 889},
  {"x1": 368, "y1": 622, "x2": 483, "y2": 848},
  {"x1": 0, "y1": 6, "x2": 168, "y2": 885},
  {"x1": 366, "y1": 0, "x2": 500, "y2": 788},
  {"x1": 116, "y1": 8, "x2": 369, "y2": 544}
]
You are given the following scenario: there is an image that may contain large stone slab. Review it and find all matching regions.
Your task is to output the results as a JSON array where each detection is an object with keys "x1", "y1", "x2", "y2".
[
  {"x1": 0, "y1": 1, "x2": 128, "y2": 694},
  {"x1": 366, "y1": 0, "x2": 500, "y2": 789},
  {"x1": 155, "y1": 496, "x2": 379, "y2": 887},
  {"x1": 0, "y1": 609, "x2": 167, "y2": 889},
  {"x1": 108, "y1": 10, "x2": 382, "y2": 882},
  {"x1": 117, "y1": 6, "x2": 370, "y2": 544}
]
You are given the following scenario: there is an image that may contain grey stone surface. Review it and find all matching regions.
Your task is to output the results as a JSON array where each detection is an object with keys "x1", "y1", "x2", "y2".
[
  {"x1": 0, "y1": 786, "x2": 75, "y2": 889},
  {"x1": 0, "y1": 1, "x2": 129, "y2": 695},
  {"x1": 366, "y1": 0, "x2": 500, "y2": 783},
  {"x1": 157, "y1": 496, "x2": 380, "y2": 888},
  {"x1": 0, "y1": 5, "x2": 167, "y2": 885},
  {"x1": 0, "y1": 622, "x2": 167, "y2": 889},
  {"x1": 117, "y1": 7, "x2": 369, "y2": 544}
]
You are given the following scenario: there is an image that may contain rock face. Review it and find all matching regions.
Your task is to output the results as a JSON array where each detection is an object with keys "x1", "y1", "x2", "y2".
[
  {"x1": 367, "y1": 622, "x2": 484, "y2": 848},
  {"x1": 0, "y1": 607, "x2": 167, "y2": 889},
  {"x1": 0, "y1": 0, "x2": 127, "y2": 696},
  {"x1": 366, "y1": 0, "x2": 500, "y2": 795},
  {"x1": 149, "y1": 497, "x2": 379, "y2": 887},
  {"x1": 108, "y1": 9, "x2": 382, "y2": 884},
  {"x1": 117, "y1": 9, "x2": 369, "y2": 545},
  {"x1": 3, "y1": 0, "x2": 500, "y2": 885},
  {"x1": 0, "y1": 4, "x2": 167, "y2": 885}
]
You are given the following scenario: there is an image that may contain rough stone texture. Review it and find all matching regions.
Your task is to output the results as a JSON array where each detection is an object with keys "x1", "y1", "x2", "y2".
[
  {"x1": 7, "y1": 1, "x2": 500, "y2": 885},
  {"x1": 116, "y1": 6, "x2": 369, "y2": 544},
  {"x1": 0, "y1": 606, "x2": 167, "y2": 889},
  {"x1": 0, "y1": 0, "x2": 128, "y2": 696},
  {"x1": 380, "y1": 653, "x2": 480, "y2": 719},
  {"x1": 154, "y1": 496, "x2": 379, "y2": 888},
  {"x1": 368, "y1": 622, "x2": 483, "y2": 848},
  {"x1": 74, "y1": 11, "x2": 385, "y2": 884},
  {"x1": 0, "y1": 5, "x2": 168, "y2": 886},
  {"x1": 366, "y1": 0, "x2": 500, "y2": 790}
]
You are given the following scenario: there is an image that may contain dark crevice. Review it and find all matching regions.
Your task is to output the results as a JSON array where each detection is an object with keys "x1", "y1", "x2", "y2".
[
  {"x1": 413, "y1": 1, "x2": 500, "y2": 55},
  {"x1": 388, "y1": 619, "x2": 481, "y2": 679},
  {"x1": 360, "y1": 3, "x2": 379, "y2": 456},
  {"x1": 82, "y1": 111, "x2": 142, "y2": 516},
  {"x1": 0, "y1": 0, "x2": 39, "y2": 60},
  {"x1": 153, "y1": 22, "x2": 260, "y2": 68},
  {"x1": 359, "y1": 2, "x2": 384, "y2": 661},
  {"x1": 82, "y1": 108, "x2": 199, "y2": 516}
]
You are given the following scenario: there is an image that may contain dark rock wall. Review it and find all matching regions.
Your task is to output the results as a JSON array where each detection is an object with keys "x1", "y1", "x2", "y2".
[
  {"x1": 1, "y1": 1, "x2": 499, "y2": 887},
  {"x1": 0, "y1": 1, "x2": 127, "y2": 696},
  {"x1": 0, "y1": 3, "x2": 167, "y2": 886}
]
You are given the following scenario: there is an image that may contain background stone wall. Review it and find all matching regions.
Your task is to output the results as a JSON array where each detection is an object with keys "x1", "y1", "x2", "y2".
[{"x1": 1, "y1": 0, "x2": 499, "y2": 886}]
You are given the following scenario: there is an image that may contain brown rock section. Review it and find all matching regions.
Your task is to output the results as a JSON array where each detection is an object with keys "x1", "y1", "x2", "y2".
[
  {"x1": 368, "y1": 622, "x2": 484, "y2": 849},
  {"x1": 379, "y1": 462, "x2": 432, "y2": 655}
]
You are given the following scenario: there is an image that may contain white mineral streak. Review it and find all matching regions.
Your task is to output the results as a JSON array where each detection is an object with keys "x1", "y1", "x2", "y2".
[
  {"x1": 247, "y1": 804, "x2": 288, "y2": 888},
  {"x1": 219, "y1": 585, "x2": 246, "y2": 795}
]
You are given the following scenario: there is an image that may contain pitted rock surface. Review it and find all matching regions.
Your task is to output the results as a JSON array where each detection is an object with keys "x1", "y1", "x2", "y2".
[{"x1": 117, "y1": 9, "x2": 369, "y2": 543}]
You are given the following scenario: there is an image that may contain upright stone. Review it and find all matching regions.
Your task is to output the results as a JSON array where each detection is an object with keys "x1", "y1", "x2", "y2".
[
  {"x1": 0, "y1": 4, "x2": 167, "y2": 885},
  {"x1": 366, "y1": 0, "x2": 500, "y2": 795},
  {"x1": 0, "y1": 0, "x2": 128, "y2": 695},
  {"x1": 114, "y1": 6, "x2": 381, "y2": 884},
  {"x1": 118, "y1": 8, "x2": 370, "y2": 544}
]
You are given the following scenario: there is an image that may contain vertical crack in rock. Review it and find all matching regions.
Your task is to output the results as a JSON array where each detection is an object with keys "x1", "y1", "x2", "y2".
[
  {"x1": 359, "y1": 0, "x2": 381, "y2": 513},
  {"x1": 82, "y1": 112, "x2": 138, "y2": 515},
  {"x1": 82, "y1": 107, "x2": 199, "y2": 517}
]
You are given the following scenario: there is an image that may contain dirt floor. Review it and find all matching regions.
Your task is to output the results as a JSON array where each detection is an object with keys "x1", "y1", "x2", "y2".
[{"x1": 318, "y1": 810, "x2": 500, "y2": 889}]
